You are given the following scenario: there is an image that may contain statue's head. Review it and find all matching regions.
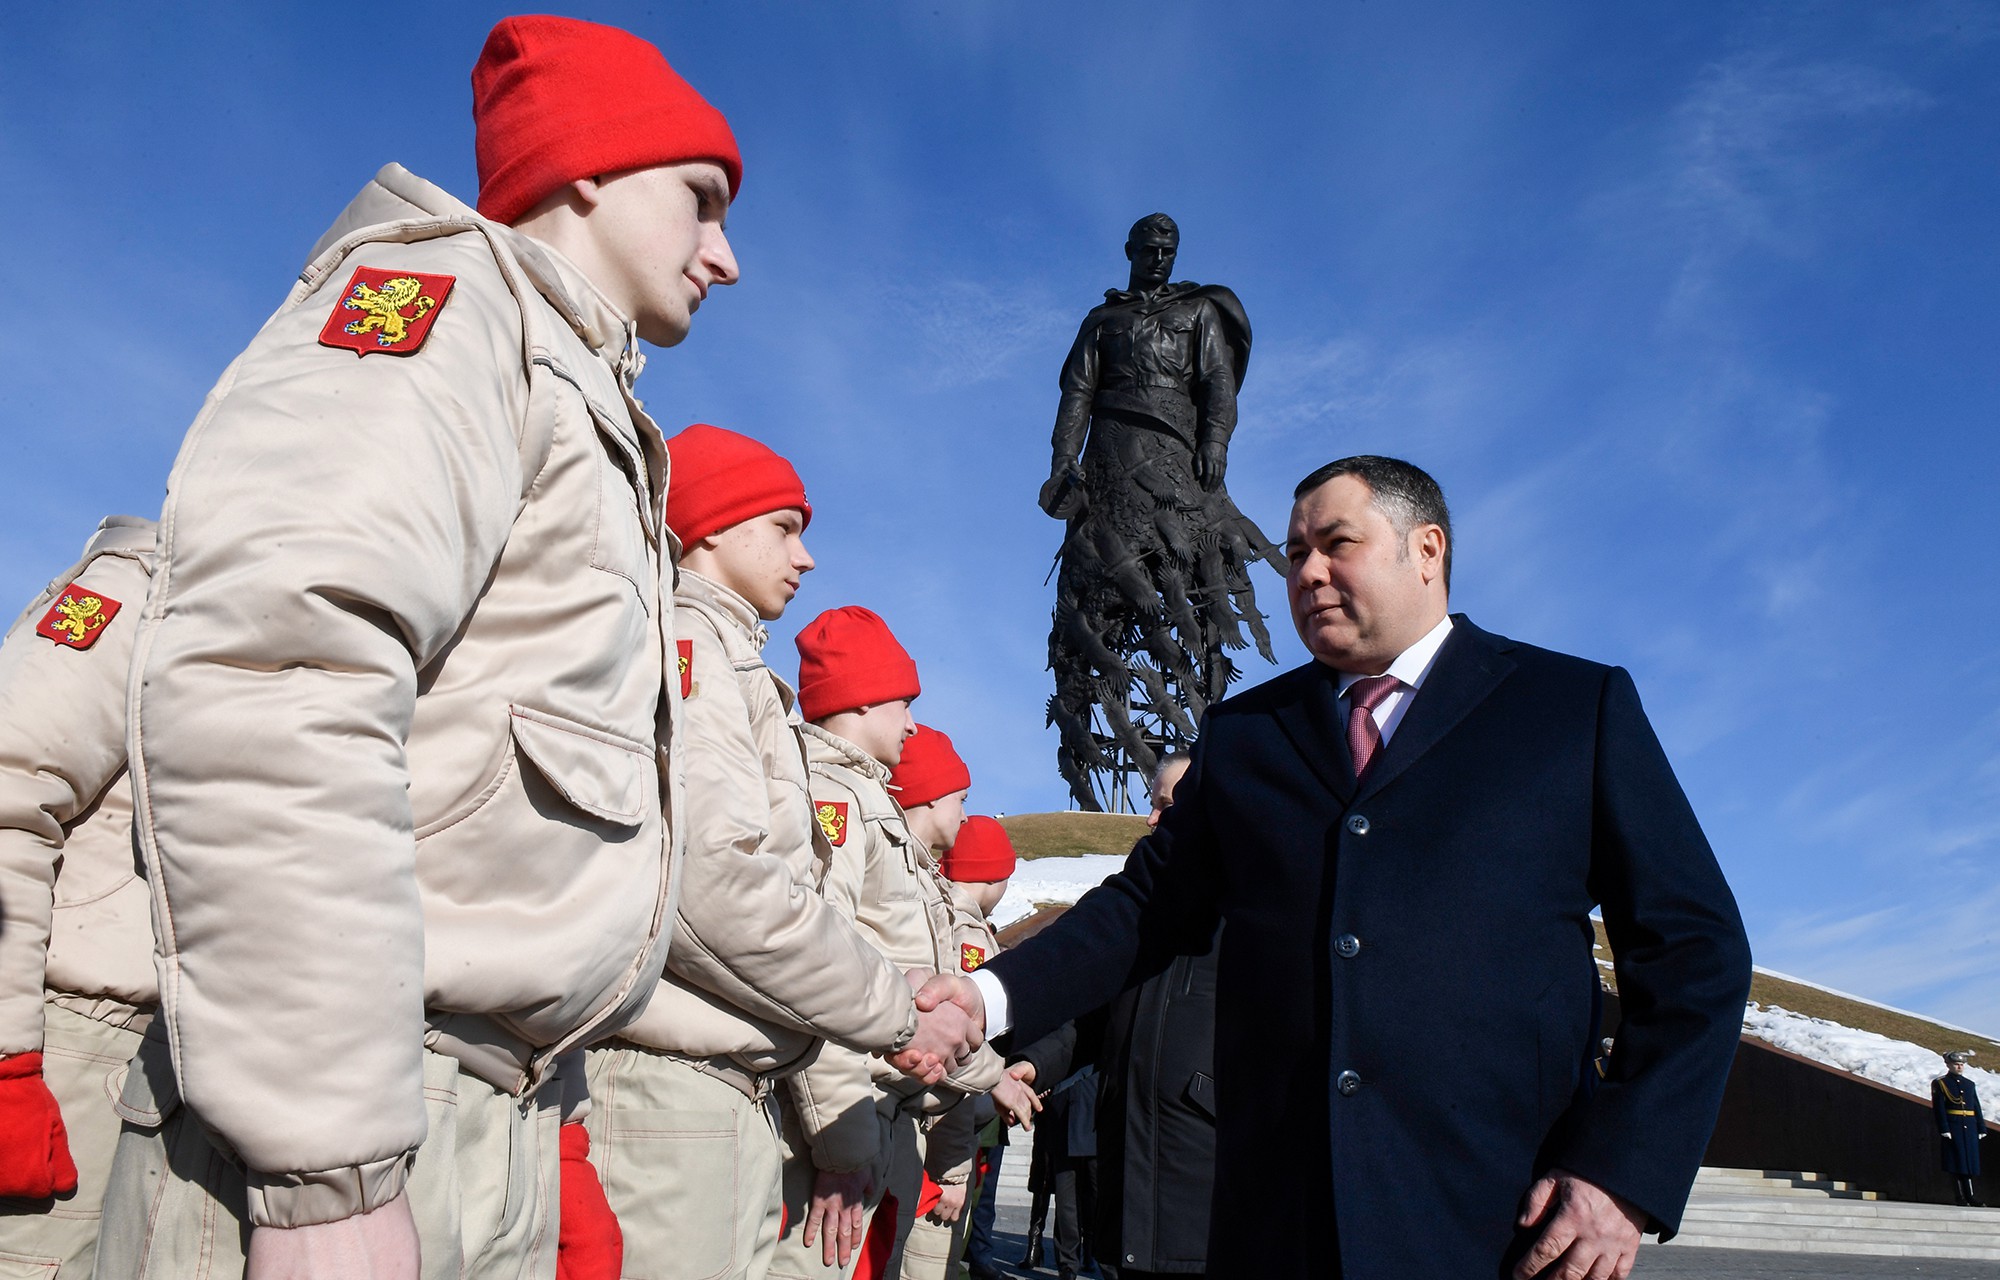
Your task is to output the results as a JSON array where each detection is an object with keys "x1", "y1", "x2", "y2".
[{"x1": 1124, "y1": 212, "x2": 1179, "y2": 290}]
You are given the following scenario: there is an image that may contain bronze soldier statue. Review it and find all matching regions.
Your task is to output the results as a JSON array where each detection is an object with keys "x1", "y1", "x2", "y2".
[{"x1": 1041, "y1": 213, "x2": 1283, "y2": 811}]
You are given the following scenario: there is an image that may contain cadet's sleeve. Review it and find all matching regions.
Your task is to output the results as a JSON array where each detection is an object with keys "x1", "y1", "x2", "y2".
[
  {"x1": 778, "y1": 775, "x2": 887, "y2": 1173},
  {"x1": 1934, "y1": 1081, "x2": 1949, "y2": 1133},
  {"x1": 131, "y1": 233, "x2": 531, "y2": 1227},
  {"x1": 665, "y1": 626, "x2": 916, "y2": 1053},
  {"x1": 924, "y1": 1100, "x2": 977, "y2": 1185},
  {"x1": 0, "y1": 551, "x2": 144, "y2": 1056},
  {"x1": 1549, "y1": 667, "x2": 1753, "y2": 1239}
]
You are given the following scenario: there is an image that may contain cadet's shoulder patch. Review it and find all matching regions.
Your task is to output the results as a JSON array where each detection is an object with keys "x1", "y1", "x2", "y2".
[
  {"x1": 816, "y1": 800, "x2": 850, "y2": 847},
  {"x1": 960, "y1": 942, "x2": 987, "y2": 972},
  {"x1": 318, "y1": 265, "x2": 455, "y2": 357},
  {"x1": 36, "y1": 585, "x2": 121, "y2": 650},
  {"x1": 677, "y1": 639, "x2": 695, "y2": 699}
]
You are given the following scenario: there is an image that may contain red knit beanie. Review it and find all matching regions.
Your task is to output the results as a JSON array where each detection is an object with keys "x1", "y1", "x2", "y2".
[
  {"x1": 796, "y1": 607, "x2": 920, "y2": 721},
  {"x1": 473, "y1": 15, "x2": 743, "y2": 226},
  {"x1": 664, "y1": 424, "x2": 811, "y2": 545},
  {"x1": 889, "y1": 725, "x2": 971, "y2": 809},
  {"x1": 939, "y1": 816, "x2": 1016, "y2": 883}
]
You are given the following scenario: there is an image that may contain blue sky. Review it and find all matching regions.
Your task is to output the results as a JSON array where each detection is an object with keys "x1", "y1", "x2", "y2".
[{"x1": 3, "y1": 2, "x2": 1997, "y2": 1031}]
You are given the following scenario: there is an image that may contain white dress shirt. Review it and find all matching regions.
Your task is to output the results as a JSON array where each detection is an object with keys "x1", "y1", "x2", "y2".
[
  {"x1": 1335, "y1": 613, "x2": 1454, "y2": 748},
  {"x1": 972, "y1": 614, "x2": 1456, "y2": 1037}
]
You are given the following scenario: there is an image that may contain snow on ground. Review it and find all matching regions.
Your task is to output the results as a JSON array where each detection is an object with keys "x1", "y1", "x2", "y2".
[
  {"x1": 992, "y1": 854, "x2": 1125, "y2": 928},
  {"x1": 1741, "y1": 1004, "x2": 2000, "y2": 1105}
]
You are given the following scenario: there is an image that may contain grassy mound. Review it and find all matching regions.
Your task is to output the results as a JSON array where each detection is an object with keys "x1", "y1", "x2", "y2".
[{"x1": 998, "y1": 811, "x2": 1149, "y2": 860}]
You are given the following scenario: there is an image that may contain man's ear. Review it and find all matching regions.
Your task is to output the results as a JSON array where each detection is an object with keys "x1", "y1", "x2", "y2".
[
  {"x1": 1417, "y1": 525, "x2": 1448, "y2": 584},
  {"x1": 567, "y1": 175, "x2": 607, "y2": 211}
]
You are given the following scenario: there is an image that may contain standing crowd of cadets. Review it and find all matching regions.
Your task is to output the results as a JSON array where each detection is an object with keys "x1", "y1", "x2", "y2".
[{"x1": 0, "y1": 14, "x2": 1037, "y2": 1280}]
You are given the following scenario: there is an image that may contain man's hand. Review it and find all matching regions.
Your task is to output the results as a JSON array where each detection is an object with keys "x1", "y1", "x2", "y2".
[
  {"x1": 887, "y1": 969, "x2": 983, "y2": 1083},
  {"x1": 246, "y1": 1189, "x2": 421, "y2": 1280},
  {"x1": 992, "y1": 1063, "x2": 1042, "y2": 1130},
  {"x1": 913, "y1": 971, "x2": 986, "y2": 1030},
  {"x1": 1513, "y1": 1169, "x2": 1645, "y2": 1280},
  {"x1": 802, "y1": 1168, "x2": 872, "y2": 1269},
  {"x1": 1194, "y1": 441, "x2": 1227, "y2": 490},
  {"x1": 928, "y1": 1181, "x2": 968, "y2": 1225}
]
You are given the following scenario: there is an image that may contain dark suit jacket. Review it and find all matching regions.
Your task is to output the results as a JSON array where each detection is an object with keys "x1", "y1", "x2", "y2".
[{"x1": 985, "y1": 617, "x2": 1753, "y2": 1279}]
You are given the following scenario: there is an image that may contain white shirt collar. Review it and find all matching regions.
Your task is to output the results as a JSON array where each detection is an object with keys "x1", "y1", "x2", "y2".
[{"x1": 1336, "y1": 614, "x2": 1455, "y2": 700}]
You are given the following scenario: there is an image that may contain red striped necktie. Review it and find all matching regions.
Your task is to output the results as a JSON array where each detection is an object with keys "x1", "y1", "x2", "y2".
[{"x1": 1346, "y1": 674, "x2": 1402, "y2": 778}]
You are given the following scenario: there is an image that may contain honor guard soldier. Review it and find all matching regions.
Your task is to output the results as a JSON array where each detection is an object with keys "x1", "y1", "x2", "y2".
[
  {"x1": 584, "y1": 426, "x2": 978, "y2": 1280},
  {"x1": 896, "y1": 815, "x2": 1022, "y2": 1280},
  {"x1": 1934, "y1": 1053, "x2": 1986, "y2": 1206},
  {"x1": 96, "y1": 17, "x2": 741, "y2": 1280},
  {"x1": 770, "y1": 619, "x2": 999, "y2": 1279},
  {"x1": 0, "y1": 518, "x2": 156, "y2": 1277}
]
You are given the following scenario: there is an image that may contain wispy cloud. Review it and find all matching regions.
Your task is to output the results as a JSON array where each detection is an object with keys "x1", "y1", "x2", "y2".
[
  {"x1": 1593, "y1": 51, "x2": 1929, "y2": 324},
  {"x1": 881, "y1": 279, "x2": 1074, "y2": 391},
  {"x1": 1760, "y1": 883, "x2": 2000, "y2": 1036}
]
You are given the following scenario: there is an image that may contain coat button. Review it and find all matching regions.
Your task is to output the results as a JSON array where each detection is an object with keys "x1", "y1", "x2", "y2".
[
  {"x1": 1346, "y1": 814, "x2": 1370, "y2": 836},
  {"x1": 1337, "y1": 1070, "x2": 1362, "y2": 1096},
  {"x1": 1336, "y1": 933, "x2": 1361, "y2": 958}
]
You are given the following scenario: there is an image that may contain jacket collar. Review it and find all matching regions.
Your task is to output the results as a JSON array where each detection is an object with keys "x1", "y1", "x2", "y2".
[
  {"x1": 1349, "y1": 615, "x2": 1515, "y2": 804},
  {"x1": 801, "y1": 722, "x2": 891, "y2": 783},
  {"x1": 1271, "y1": 614, "x2": 1517, "y2": 807},
  {"x1": 306, "y1": 164, "x2": 645, "y2": 388},
  {"x1": 675, "y1": 570, "x2": 768, "y2": 652}
]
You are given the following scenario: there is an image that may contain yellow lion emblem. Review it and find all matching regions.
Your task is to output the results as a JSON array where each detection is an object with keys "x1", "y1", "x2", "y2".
[
  {"x1": 816, "y1": 801, "x2": 849, "y2": 846},
  {"x1": 49, "y1": 593, "x2": 107, "y2": 644},
  {"x1": 342, "y1": 276, "x2": 438, "y2": 347}
]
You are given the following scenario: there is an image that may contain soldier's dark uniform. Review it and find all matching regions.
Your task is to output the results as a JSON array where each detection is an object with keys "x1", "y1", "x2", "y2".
[{"x1": 1933, "y1": 1056, "x2": 1986, "y2": 1206}]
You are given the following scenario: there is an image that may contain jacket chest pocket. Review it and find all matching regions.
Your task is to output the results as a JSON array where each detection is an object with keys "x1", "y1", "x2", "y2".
[
  {"x1": 863, "y1": 823, "x2": 921, "y2": 904},
  {"x1": 588, "y1": 419, "x2": 654, "y2": 607}
]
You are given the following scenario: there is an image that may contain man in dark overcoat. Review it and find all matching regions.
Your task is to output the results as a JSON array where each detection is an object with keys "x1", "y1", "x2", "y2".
[
  {"x1": 924, "y1": 456, "x2": 1753, "y2": 1279},
  {"x1": 1933, "y1": 1052, "x2": 1986, "y2": 1206}
]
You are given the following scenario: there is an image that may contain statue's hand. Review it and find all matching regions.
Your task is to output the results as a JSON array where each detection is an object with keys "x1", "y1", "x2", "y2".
[
  {"x1": 1195, "y1": 441, "x2": 1227, "y2": 491},
  {"x1": 1038, "y1": 460, "x2": 1085, "y2": 517}
]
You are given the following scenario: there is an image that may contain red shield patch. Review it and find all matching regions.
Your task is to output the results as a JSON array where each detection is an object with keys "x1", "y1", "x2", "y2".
[
  {"x1": 317, "y1": 266, "x2": 455, "y2": 357},
  {"x1": 677, "y1": 639, "x2": 694, "y2": 699},
  {"x1": 960, "y1": 943, "x2": 987, "y2": 972},
  {"x1": 36, "y1": 586, "x2": 122, "y2": 650},
  {"x1": 816, "y1": 801, "x2": 850, "y2": 847}
]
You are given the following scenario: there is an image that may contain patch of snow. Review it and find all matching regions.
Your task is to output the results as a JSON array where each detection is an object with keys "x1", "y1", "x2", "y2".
[
  {"x1": 1742, "y1": 1004, "x2": 2000, "y2": 1105},
  {"x1": 992, "y1": 854, "x2": 1126, "y2": 928}
]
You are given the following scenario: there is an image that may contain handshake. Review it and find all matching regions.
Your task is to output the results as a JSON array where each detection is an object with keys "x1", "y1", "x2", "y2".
[{"x1": 884, "y1": 970, "x2": 989, "y2": 1083}]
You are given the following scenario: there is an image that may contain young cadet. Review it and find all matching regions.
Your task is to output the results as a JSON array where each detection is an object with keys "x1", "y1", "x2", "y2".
[
  {"x1": 585, "y1": 426, "x2": 977, "y2": 1280},
  {"x1": 0, "y1": 517, "x2": 156, "y2": 1278},
  {"x1": 770, "y1": 619, "x2": 1001, "y2": 1280},
  {"x1": 98, "y1": 17, "x2": 738, "y2": 1280},
  {"x1": 894, "y1": 815, "x2": 1024, "y2": 1280}
]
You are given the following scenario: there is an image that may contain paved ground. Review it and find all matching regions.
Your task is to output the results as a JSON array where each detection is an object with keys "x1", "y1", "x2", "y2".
[{"x1": 975, "y1": 1204, "x2": 2000, "y2": 1278}]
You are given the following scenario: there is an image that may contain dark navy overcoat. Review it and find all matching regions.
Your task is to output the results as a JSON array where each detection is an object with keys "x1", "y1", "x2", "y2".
[
  {"x1": 1933, "y1": 1074, "x2": 1985, "y2": 1176},
  {"x1": 986, "y1": 618, "x2": 1753, "y2": 1279}
]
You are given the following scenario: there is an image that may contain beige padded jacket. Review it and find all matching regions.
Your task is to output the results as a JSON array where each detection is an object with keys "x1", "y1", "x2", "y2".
[
  {"x1": 621, "y1": 570, "x2": 917, "y2": 1074},
  {"x1": 923, "y1": 880, "x2": 1008, "y2": 1185},
  {"x1": 783, "y1": 727, "x2": 1003, "y2": 1174},
  {"x1": 0, "y1": 517, "x2": 157, "y2": 1057},
  {"x1": 128, "y1": 165, "x2": 683, "y2": 1227}
]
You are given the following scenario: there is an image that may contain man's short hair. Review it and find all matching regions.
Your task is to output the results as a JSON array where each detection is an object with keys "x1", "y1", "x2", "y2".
[
  {"x1": 1127, "y1": 212, "x2": 1179, "y2": 245},
  {"x1": 1293, "y1": 455, "x2": 1453, "y2": 590},
  {"x1": 1152, "y1": 750, "x2": 1192, "y2": 787}
]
